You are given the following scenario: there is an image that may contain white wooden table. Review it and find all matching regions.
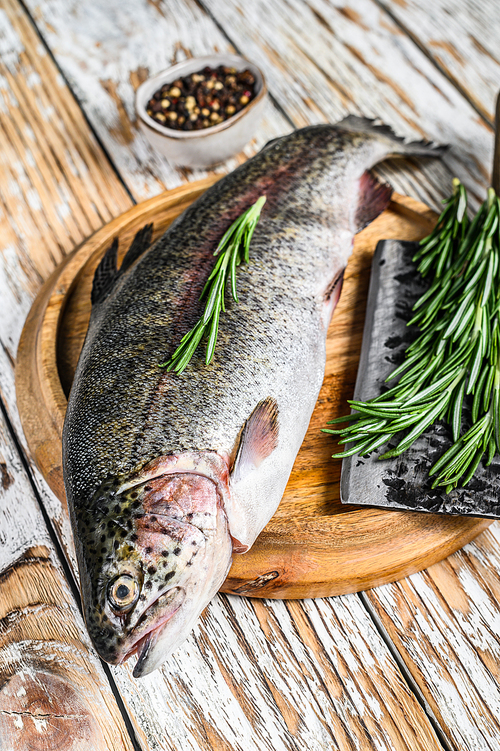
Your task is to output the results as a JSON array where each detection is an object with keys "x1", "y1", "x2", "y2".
[{"x1": 1, "y1": 1, "x2": 500, "y2": 749}]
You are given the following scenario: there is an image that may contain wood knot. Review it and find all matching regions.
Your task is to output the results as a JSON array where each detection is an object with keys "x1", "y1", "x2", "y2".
[
  {"x1": 231, "y1": 570, "x2": 280, "y2": 595},
  {"x1": 0, "y1": 461, "x2": 13, "y2": 491},
  {"x1": 0, "y1": 670, "x2": 103, "y2": 750}
]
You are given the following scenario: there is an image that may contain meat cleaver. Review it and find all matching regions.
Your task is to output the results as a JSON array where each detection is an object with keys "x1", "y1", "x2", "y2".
[{"x1": 340, "y1": 239, "x2": 500, "y2": 518}]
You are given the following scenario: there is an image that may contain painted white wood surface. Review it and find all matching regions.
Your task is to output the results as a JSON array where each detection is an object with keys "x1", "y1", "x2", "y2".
[
  {"x1": 26, "y1": 0, "x2": 290, "y2": 199},
  {"x1": 365, "y1": 521, "x2": 500, "y2": 750},
  {"x1": 2, "y1": 0, "x2": 500, "y2": 749},
  {"x1": 110, "y1": 593, "x2": 443, "y2": 751},
  {"x1": 0, "y1": 0, "x2": 133, "y2": 571},
  {"x1": 381, "y1": 0, "x2": 500, "y2": 124}
]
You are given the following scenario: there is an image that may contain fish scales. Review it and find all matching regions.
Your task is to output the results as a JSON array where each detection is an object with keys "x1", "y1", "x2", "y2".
[{"x1": 63, "y1": 118, "x2": 444, "y2": 676}]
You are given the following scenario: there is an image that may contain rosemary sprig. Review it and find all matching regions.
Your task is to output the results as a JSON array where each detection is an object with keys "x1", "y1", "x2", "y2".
[
  {"x1": 162, "y1": 196, "x2": 266, "y2": 374},
  {"x1": 324, "y1": 180, "x2": 500, "y2": 491}
]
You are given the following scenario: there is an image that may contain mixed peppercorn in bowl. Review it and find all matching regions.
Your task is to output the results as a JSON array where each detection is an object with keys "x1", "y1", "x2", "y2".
[
  {"x1": 146, "y1": 65, "x2": 258, "y2": 132},
  {"x1": 136, "y1": 55, "x2": 268, "y2": 168}
]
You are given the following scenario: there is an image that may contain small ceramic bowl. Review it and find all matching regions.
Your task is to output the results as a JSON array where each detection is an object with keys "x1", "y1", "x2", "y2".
[{"x1": 136, "y1": 54, "x2": 268, "y2": 169}]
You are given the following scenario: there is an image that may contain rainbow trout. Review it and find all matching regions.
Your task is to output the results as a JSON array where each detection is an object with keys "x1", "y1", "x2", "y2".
[{"x1": 63, "y1": 117, "x2": 444, "y2": 676}]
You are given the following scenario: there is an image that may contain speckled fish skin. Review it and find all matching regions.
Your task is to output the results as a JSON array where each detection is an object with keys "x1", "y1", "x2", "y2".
[{"x1": 63, "y1": 117, "x2": 444, "y2": 676}]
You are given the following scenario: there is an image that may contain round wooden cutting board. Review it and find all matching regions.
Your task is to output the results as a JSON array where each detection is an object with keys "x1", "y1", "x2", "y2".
[{"x1": 16, "y1": 176, "x2": 490, "y2": 599}]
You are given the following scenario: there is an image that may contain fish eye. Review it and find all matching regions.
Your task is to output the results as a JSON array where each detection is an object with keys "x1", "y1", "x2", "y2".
[{"x1": 108, "y1": 574, "x2": 140, "y2": 612}]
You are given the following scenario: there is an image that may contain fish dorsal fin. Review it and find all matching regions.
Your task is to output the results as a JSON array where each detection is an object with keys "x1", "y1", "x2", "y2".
[
  {"x1": 231, "y1": 397, "x2": 279, "y2": 484},
  {"x1": 355, "y1": 171, "x2": 392, "y2": 232},
  {"x1": 91, "y1": 238, "x2": 119, "y2": 305},
  {"x1": 120, "y1": 223, "x2": 153, "y2": 273},
  {"x1": 91, "y1": 225, "x2": 154, "y2": 306}
]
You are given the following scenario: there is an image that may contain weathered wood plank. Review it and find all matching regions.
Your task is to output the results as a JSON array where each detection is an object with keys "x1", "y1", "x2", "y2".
[
  {"x1": 365, "y1": 522, "x2": 500, "y2": 750},
  {"x1": 0, "y1": 0, "x2": 131, "y2": 287},
  {"x1": 380, "y1": 0, "x2": 500, "y2": 125},
  {"x1": 0, "y1": 405, "x2": 135, "y2": 750},
  {"x1": 110, "y1": 592, "x2": 442, "y2": 751},
  {"x1": 201, "y1": 0, "x2": 494, "y2": 207},
  {"x1": 0, "y1": 0, "x2": 131, "y2": 385},
  {"x1": 25, "y1": 0, "x2": 290, "y2": 201}
]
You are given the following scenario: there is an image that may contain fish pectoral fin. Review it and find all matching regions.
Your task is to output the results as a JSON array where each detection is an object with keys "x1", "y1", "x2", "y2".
[
  {"x1": 91, "y1": 224, "x2": 154, "y2": 306},
  {"x1": 355, "y1": 171, "x2": 393, "y2": 232},
  {"x1": 120, "y1": 223, "x2": 154, "y2": 273},
  {"x1": 231, "y1": 397, "x2": 279, "y2": 484}
]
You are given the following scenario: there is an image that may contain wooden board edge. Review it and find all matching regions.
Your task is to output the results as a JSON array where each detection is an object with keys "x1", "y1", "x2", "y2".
[{"x1": 222, "y1": 516, "x2": 491, "y2": 598}]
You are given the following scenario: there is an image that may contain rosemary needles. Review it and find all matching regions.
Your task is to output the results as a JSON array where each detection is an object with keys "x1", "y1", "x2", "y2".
[
  {"x1": 325, "y1": 180, "x2": 500, "y2": 492},
  {"x1": 163, "y1": 195, "x2": 266, "y2": 374}
]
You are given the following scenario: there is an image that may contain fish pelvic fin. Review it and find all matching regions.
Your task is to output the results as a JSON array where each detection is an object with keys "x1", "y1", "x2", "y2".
[
  {"x1": 337, "y1": 115, "x2": 449, "y2": 158},
  {"x1": 355, "y1": 171, "x2": 393, "y2": 232},
  {"x1": 91, "y1": 224, "x2": 154, "y2": 306},
  {"x1": 231, "y1": 397, "x2": 280, "y2": 485}
]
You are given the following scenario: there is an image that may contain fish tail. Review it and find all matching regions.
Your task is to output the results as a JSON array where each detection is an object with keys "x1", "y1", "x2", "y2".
[{"x1": 337, "y1": 115, "x2": 448, "y2": 158}]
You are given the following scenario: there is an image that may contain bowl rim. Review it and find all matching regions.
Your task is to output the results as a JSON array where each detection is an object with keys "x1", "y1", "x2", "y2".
[{"x1": 135, "y1": 54, "x2": 267, "y2": 141}]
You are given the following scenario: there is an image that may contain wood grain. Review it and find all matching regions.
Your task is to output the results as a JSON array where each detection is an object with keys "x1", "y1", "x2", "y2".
[
  {"x1": 16, "y1": 182, "x2": 490, "y2": 600},
  {"x1": 365, "y1": 523, "x2": 500, "y2": 750},
  {"x1": 0, "y1": 0, "x2": 131, "y2": 289},
  {"x1": 25, "y1": 0, "x2": 291, "y2": 200},
  {"x1": 0, "y1": 400, "x2": 134, "y2": 750},
  {"x1": 0, "y1": 0, "x2": 136, "y2": 574},
  {"x1": 109, "y1": 592, "x2": 442, "y2": 751},
  {"x1": 380, "y1": 0, "x2": 500, "y2": 125},
  {"x1": 27, "y1": 0, "x2": 489, "y2": 209},
  {"x1": 202, "y1": 0, "x2": 493, "y2": 206}
]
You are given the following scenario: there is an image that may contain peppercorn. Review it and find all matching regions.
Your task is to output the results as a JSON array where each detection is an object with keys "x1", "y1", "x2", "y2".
[{"x1": 146, "y1": 65, "x2": 257, "y2": 131}]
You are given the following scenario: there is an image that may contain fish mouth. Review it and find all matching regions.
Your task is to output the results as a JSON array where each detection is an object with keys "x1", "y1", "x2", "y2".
[{"x1": 118, "y1": 586, "x2": 185, "y2": 675}]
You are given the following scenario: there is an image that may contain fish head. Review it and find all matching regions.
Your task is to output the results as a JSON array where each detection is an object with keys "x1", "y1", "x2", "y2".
[{"x1": 75, "y1": 458, "x2": 233, "y2": 676}]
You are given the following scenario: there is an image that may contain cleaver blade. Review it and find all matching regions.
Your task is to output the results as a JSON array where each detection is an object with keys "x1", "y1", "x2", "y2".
[{"x1": 340, "y1": 239, "x2": 500, "y2": 518}]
